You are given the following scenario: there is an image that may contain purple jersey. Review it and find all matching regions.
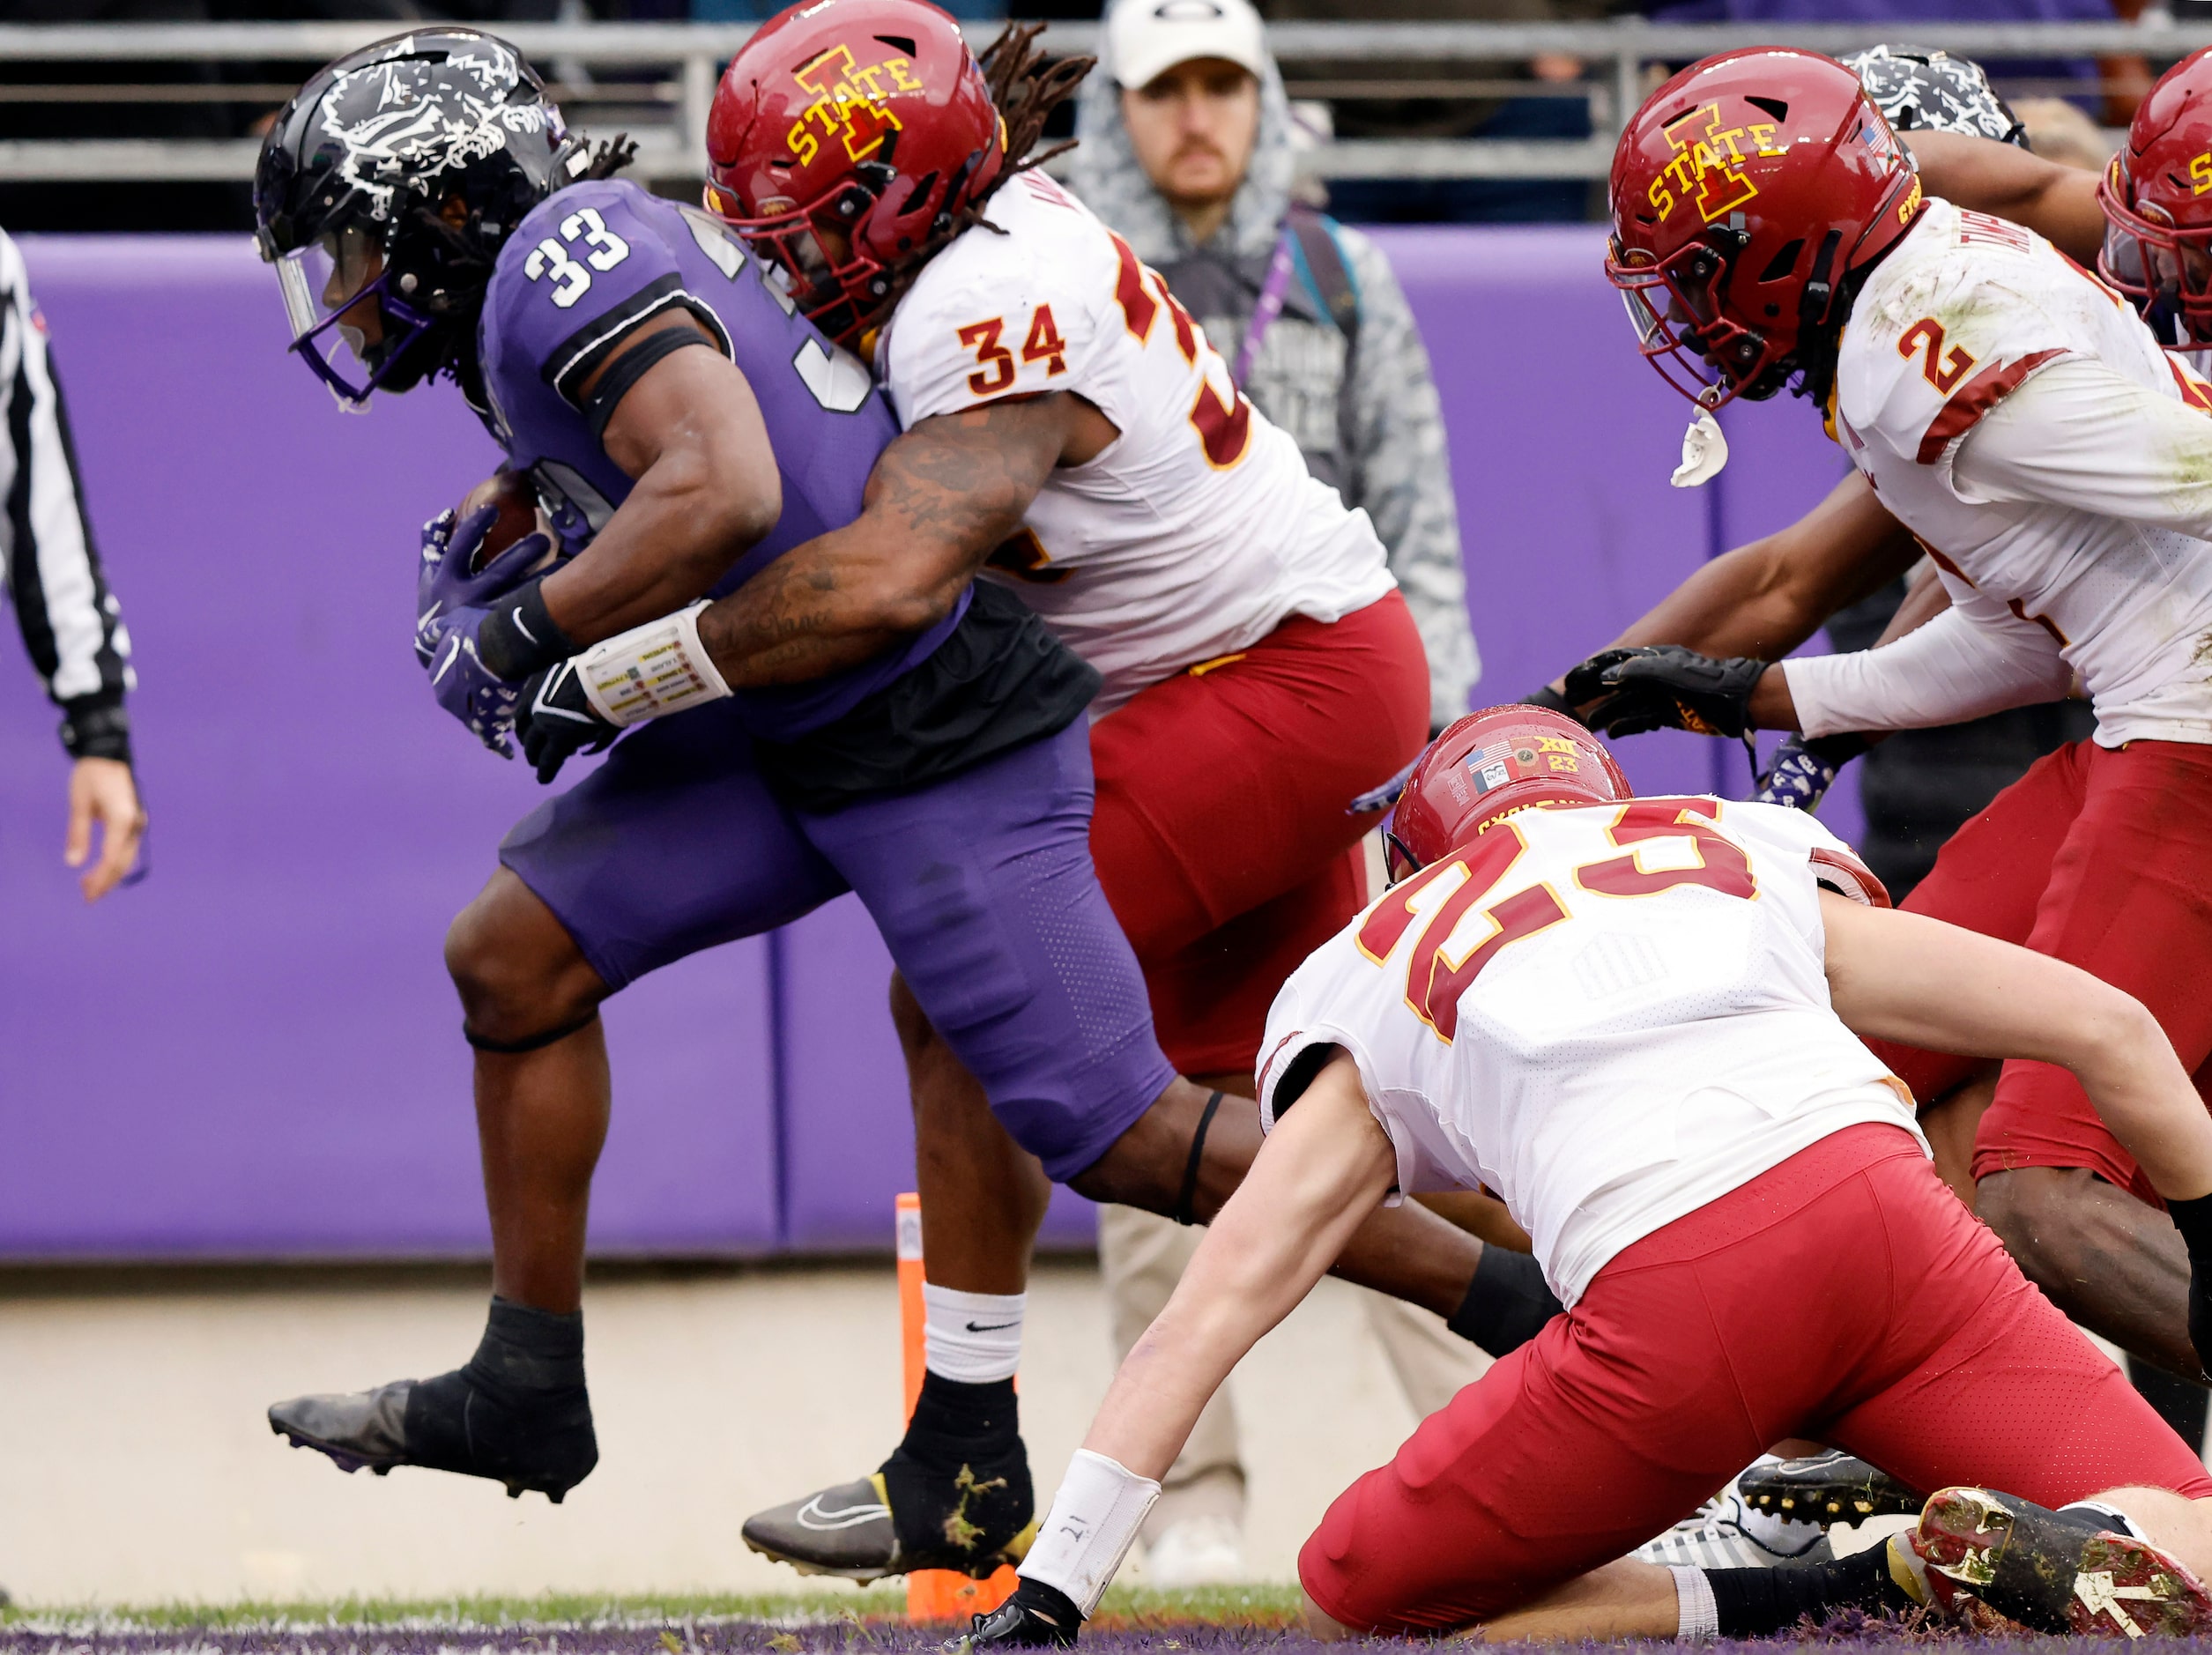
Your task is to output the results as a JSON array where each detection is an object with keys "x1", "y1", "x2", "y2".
[{"x1": 476, "y1": 176, "x2": 962, "y2": 740}]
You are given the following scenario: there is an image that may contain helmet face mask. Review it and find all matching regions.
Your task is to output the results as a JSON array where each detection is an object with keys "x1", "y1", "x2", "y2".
[
  {"x1": 2097, "y1": 47, "x2": 2212, "y2": 352},
  {"x1": 1609, "y1": 225, "x2": 1778, "y2": 410},
  {"x1": 272, "y1": 227, "x2": 437, "y2": 408},
  {"x1": 703, "y1": 165, "x2": 902, "y2": 346},
  {"x1": 2100, "y1": 161, "x2": 2212, "y2": 350}
]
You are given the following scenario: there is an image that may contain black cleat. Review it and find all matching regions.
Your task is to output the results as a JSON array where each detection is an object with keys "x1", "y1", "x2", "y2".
[
  {"x1": 1738, "y1": 1451, "x2": 1924, "y2": 1525},
  {"x1": 742, "y1": 1473, "x2": 905, "y2": 1581},
  {"x1": 743, "y1": 1465, "x2": 1037, "y2": 1581},
  {"x1": 1902, "y1": 1485, "x2": 2212, "y2": 1636},
  {"x1": 745, "y1": 1373, "x2": 1035, "y2": 1580},
  {"x1": 270, "y1": 1368, "x2": 596, "y2": 1503},
  {"x1": 948, "y1": 1580, "x2": 1082, "y2": 1650}
]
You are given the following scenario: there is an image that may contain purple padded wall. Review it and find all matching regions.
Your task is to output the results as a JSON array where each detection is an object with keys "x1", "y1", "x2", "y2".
[
  {"x1": 0, "y1": 237, "x2": 779, "y2": 1258},
  {"x1": 0, "y1": 228, "x2": 1870, "y2": 1261}
]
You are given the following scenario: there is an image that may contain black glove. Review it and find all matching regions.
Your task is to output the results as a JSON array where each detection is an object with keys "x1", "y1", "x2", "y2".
[
  {"x1": 1564, "y1": 644, "x2": 1768, "y2": 739},
  {"x1": 2167, "y1": 1193, "x2": 2212, "y2": 1380},
  {"x1": 950, "y1": 1577, "x2": 1082, "y2": 1651},
  {"x1": 1518, "y1": 683, "x2": 1578, "y2": 719},
  {"x1": 516, "y1": 659, "x2": 620, "y2": 786}
]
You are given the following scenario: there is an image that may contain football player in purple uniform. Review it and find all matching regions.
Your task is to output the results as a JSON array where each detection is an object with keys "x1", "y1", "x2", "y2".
[
  {"x1": 253, "y1": 27, "x2": 1129, "y2": 1506},
  {"x1": 252, "y1": 30, "x2": 1489, "y2": 1533}
]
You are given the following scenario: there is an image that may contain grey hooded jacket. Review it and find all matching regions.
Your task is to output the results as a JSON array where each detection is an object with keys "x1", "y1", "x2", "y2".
[{"x1": 1071, "y1": 25, "x2": 1480, "y2": 726}]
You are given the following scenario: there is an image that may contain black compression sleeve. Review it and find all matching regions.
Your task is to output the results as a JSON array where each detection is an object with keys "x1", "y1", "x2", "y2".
[
  {"x1": 2169, "y1": 1193, "x2": 2212, "y2": 1374},
  {"x1": 476, "y1": 577, "x2": 579, "y2": 683},
  {"x1": 1706, "y1": 1546, "x2": 1911, "y2": 1637},
  {"x1": 1445, "y1": 1245, "x2": 1563, "y2": 1354}
]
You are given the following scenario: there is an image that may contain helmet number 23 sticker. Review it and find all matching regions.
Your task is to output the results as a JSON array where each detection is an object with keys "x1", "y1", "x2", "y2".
[{"x1": 524, "y1": 206, "x2": 634, "y2": 309}]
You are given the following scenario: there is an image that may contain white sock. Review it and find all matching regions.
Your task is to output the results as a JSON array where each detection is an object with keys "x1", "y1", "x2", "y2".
[
  {"x1": 923, "y1": 1283, "x2": 1025, "y2": 1383},
  {"x1": 1670, "y1": 1564, "x2": 1719, "y2": 1641}
]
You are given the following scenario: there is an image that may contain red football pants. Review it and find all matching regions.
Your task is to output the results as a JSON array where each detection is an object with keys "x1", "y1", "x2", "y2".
[
  {"x1": 1299, "y1": 1124, "x2": 2212, "y2": 1633},
  {"x1": 1863, "y1": 738, "x2": 2212, "y2": 1201},
  {"x1": 1088, "y1": 590, "x2": 1431, "y2": 1077}
]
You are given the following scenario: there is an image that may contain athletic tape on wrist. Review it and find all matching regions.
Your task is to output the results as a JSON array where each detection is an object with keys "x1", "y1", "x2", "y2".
[
  {"x1": 575, "y1": 601, "x2": 731, "y2": 728},
  {"x1": 1019, "y1": 1449, "x2": 1161, "y2": 1616}
]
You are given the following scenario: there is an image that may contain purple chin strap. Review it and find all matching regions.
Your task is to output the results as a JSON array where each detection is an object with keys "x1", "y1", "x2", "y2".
[{"x1": 290, "y1": 271, "x2": 435, "y2": 404}]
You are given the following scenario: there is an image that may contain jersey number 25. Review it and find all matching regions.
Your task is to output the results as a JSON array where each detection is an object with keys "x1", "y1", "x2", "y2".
[{"x1": 1357, "y1": 800, "x2": 1756, "y2": 1041}]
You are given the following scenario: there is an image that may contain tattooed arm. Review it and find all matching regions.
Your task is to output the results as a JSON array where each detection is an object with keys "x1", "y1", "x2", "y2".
[{"x1": 695, "y1": 391, "x2": 1113, "y2": 686}]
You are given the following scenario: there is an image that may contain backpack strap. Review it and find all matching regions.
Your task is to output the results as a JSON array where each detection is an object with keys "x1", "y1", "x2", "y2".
[
  {"x1": 1288, "y1": 207, "x2": 1363, "y2": 498},
  {"x1": 1287, "y1": 206, "x2": 1361, "y2": 344}
]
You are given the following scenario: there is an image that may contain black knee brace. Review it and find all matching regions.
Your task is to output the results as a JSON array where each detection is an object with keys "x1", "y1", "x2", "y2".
[{"x1": 463, "y1": 1009, "x2": 601, "y2": 1055}]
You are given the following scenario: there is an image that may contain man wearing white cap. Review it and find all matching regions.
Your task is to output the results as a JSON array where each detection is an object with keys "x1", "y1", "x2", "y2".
[
  {"x1": 1075, "y1": 0, "x2": 1474, "y2": 738},
  {"x1": 1072, "y1": 0, "x2": 1490, "y2": 1592}
]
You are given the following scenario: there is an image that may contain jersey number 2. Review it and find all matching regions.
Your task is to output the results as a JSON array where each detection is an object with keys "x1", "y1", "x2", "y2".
[
  {"x1": 1357, "y1": 801, "x2": 1756, "y2": 1043},
  {"x1": 1899, "y1": 318, "x2": 1977, "y2": 393}
]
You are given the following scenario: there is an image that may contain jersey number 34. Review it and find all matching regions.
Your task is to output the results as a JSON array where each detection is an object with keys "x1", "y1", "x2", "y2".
[{"x1": 1356, "y1": 800, "x2": 1756, "y2": 1041}]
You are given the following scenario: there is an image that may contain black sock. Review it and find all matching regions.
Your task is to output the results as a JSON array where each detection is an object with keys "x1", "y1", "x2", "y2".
[
  {"x1": 1706, "y1": 1547, "x2": 1911, "y2": 1637},
  {"x1": 1445, "y1": 1246, "x2": 1563, "y2": 1354},
  {"x1": 882, "y1": 1371, "x2": 1031, "y2": 1565},
  {"x1": 462, "y1": 1295, "x2": 587, "y2": 1402},
  {"x1": 900, "y1": 1369, "x2": 1021, "y2": 1458},
  {"x1": 399, "y1": 1295, "x2": 595, "y2": 1490}
]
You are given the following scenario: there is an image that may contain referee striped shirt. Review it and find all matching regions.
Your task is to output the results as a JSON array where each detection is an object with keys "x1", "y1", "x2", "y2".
[{"x1": 0, "y1": 226, "x2": 133, "y2": 763}]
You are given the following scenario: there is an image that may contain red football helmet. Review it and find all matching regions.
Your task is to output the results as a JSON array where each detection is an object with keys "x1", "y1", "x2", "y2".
[
  {"x1": 1384, "y1": 706, "x2": 1634, "y2": 880},
  {"x1": 1607, "y1": 48, "x2": 1924, "y2": 410},
  {"x1": 2098, "y1": 48, "x2": 2212, "y2": 350},
  {"x1": 704, "y1": 0, "x2": 1006, "y2": 346}
]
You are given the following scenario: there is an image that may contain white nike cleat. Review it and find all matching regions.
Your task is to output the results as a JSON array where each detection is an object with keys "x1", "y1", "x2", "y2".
[{"x1": 1634, "y1": 1466, "x2": 1832, "y2": 1569}]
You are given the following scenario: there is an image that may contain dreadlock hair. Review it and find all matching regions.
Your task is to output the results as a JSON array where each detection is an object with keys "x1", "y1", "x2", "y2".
[
  {"x1": 426, "y1": 131, "x2": 637, "y2": 391},
  {"x1": 580, "y1": 132, "x2": 639, "y2": 182},
  {"x1": 857, "y1": 26, "x2": 1093, "y2": 339}
]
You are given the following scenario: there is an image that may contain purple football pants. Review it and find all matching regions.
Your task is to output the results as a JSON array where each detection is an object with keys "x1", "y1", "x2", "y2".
[{"x1": 498, "y1": 703, "x2": 1174, "y2": 1181}]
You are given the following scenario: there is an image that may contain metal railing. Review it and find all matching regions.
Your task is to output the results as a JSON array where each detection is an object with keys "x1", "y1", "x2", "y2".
[{"x1": 0, "y1": 17, "x2": 2207, "y2": 184}]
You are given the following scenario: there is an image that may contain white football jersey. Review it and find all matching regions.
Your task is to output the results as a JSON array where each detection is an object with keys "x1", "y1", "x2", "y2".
[
  {"x1": 1830, "y1": 197, "x2": 2212, "y2": 746},
  {"x1": 1256, "y1": 798, "x2": 1918, "y2": 1306},
  {"x1": 877, "y1": 170, "x2": 1395, "y2": 714}
]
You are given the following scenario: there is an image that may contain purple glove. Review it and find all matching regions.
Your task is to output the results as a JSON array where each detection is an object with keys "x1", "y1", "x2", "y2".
[
  {"x1": 1753, "y1": 732, "x2": 1871, "y2": 811},
  {"x1": 414, "y1": 505, "x2": 559, "y2": 756},
  {"x1": 422, "y1": 604, "x2": 524, "y2": 757},
  {"x1": 414, "y1": 504, "x2": 555, "y2": 670}
]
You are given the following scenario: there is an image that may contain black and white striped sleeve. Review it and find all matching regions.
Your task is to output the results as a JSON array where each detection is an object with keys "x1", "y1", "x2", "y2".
[{"x1": 0, "y1": 226, "x2": 134, "y2": 765}]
